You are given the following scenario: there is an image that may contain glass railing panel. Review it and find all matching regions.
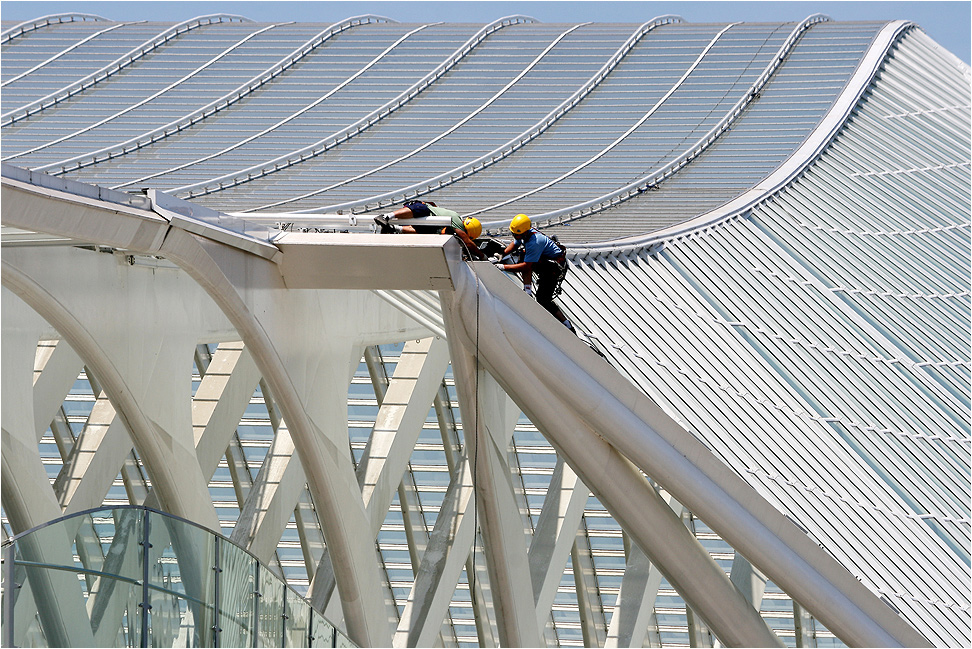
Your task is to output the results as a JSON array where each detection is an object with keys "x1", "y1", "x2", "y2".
[
  {"x1": 310, "y1": 607, "x2": 336, "y2": 647},
  {"x1": 147, "y1": 512, "x2": 216, "y2": 647},
  {"x1": 147, "y1": 591, "x2": 214, "y2": 648},
  {"x1": 257, "y1": 564, "x2": 284, "y2": 647},
  {"x1": 285, "y1": 589, "x2": 310, "y2": 647},
  {"x1": 336, "y1": 628, "x2": 356, "y2": 648},
  {"x1": 7, "y1": 508, "x2": 146, "y2": 647},
  {"x1": 8, "y1": 543, "x2": 50, "y2": 648},
  {"x1": 2, "y1": 507, "x2": 352, "y2": 648},
  {"x1": 218, "y1": 536, "x2": 257, "y2": 648}
]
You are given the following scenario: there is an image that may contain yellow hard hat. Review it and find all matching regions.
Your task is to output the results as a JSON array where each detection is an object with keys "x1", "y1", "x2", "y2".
[
  {"x1": 463, "y1": 217, "x2": 482, "y2": 240},
  {"x1": 510, "y1": 213, "x2": 531, "y2": 235}
]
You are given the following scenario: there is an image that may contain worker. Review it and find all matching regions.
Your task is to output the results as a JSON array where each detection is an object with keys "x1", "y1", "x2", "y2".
[
  {"x1": 493, "y1": 213, "x2": 576, "y2": 333},
  {"x1": 375, "y1": 200, "x2": 486, "y2": 259}
]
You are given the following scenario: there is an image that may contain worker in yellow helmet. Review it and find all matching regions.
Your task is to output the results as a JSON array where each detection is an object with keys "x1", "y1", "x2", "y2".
[
  {"x1": 375, "y1": 200, "x2": 485, "y2": 259},
  {"x1": 493, "y1": 213, "x2": 576, "y2": 333}
]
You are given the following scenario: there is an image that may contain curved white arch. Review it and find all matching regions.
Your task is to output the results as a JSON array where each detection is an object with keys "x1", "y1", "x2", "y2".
[
  {"x1": 1, "y1": 14, "x2": 254, "y2": 126},
  {"x1": 1, "y1": 260, "x2": 221, "y2": 531}
]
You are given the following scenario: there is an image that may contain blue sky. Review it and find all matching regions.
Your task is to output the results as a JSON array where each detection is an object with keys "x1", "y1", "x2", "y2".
[{"x1": 2, "y1": 1, "x2": 969, "y2": 63}]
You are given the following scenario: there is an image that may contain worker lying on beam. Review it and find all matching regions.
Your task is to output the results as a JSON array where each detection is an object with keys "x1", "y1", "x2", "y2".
[
  {"x1": 374, "y1": 200, "x2": 486, "y2": 260},
  {"x1": 492, "y1": 213, "x2": 576, "y2": 334}
]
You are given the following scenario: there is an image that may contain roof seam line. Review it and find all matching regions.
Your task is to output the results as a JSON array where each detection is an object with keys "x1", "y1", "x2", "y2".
[
  {"x1": 0, "y1": 13, "x2": 255, "y2": 127},
  {"x1": 36, "y1": 14, "x2": 399, "y2": 179},
  {"x1": 171, "y1": 14, "x2": 539, "y2": 199}
]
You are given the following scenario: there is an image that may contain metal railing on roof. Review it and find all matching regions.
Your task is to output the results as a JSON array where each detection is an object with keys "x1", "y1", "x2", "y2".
[
  {"x1": 249, "y1": 22, "x2": 591, "y2": 212},
  {"x1": 568, "y1": 19, "x2": 915, "y2": 258},
  {"x1": 0, "y1": 14, "x2": 254, "y2": 127},
  {"x1": 30, "y1": 15, "x2": 397, "y2": 176},
  {"x1": 9, "y1": 23, "x2": 283, "y2": 162},
  {"x1": 1, "y1": 21, "x2": 139, "y2": 88},
  {"x1": 292, "y1": 15, "x2": 685, "y2": 215},
  {"x1": 479, "y1": 13, "x2": 831, "y2": 235},
  {"x1": 109, "y1": 19, "x2": 426, "y2": 190},
  {"x1": 168, "y1": 15, "x2": 538, "y2": 199},
  {"x1": 0, "y1": 13, "x2": 108, "y2": 44},
  {"x1": 463, "y1": 20, "x2": 742, "y2": 222}
]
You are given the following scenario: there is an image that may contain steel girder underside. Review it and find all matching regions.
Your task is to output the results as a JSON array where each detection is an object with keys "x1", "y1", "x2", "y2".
[{"x1": 0, "y1": 170, "x2": 930, "y2": 648}]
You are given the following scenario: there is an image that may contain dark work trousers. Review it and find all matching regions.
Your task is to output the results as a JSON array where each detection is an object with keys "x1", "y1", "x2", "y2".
[{"x1": 534, "y1": 258, "x2": 568, "y2": 317}]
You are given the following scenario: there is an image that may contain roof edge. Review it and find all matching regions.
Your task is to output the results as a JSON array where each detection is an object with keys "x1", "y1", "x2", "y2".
[{"x1": 570, "y1": 19, "x2": 916, "y2": 259}]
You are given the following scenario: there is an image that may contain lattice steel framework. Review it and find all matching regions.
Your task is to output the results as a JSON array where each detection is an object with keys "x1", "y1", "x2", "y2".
[{"x1": 1, "y1": 11, "x2": 968, "y2": 649}]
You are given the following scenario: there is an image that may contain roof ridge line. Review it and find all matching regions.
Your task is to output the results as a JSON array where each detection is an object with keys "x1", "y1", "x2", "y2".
[
  {"x1": 571, "y1": 19, "x2": 916, "y2": 258},
  {"x1": 170, "y1": 15, "x2": 539, "y2": 199},
  {"x1": 0, "y1": 14, "x2": 254, "y2": 127}
]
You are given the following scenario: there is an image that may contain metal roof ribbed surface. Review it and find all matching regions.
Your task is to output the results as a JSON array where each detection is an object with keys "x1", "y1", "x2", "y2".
[
  {"x1": 561, "y1": 28, "x2": 970, "y2": 646},
  {"x1": 1, "y1": 12, "x2": 968, "y2": 648}
]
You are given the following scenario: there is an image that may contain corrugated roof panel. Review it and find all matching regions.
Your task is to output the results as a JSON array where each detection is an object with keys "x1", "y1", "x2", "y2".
[
  {"x1": 542, "y1": 22, "x2": 886, "y2": 243},
  {"x1": 561, "y1": 26, "x2": 969, "y2": 646},
  {"x1": 2, "y1": 13, "x2": 967, "y2": 648}
]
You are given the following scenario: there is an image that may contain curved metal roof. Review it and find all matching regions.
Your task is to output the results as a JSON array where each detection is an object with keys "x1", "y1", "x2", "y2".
[{"x1": 1, "y1": 12, "x2": 968, "y2": 648}]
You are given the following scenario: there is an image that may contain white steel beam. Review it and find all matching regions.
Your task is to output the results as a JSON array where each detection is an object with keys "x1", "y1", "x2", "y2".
[
  {"x1": 359, "y1": 337, "x2": 450, "y2": 530},
  {"x1": 445, "y1": 260, "x2": 930, "y2": 648},
  {"x1": 2, "y1": 250, "x2": 222, "y2": 531},
  {"x1": 55, "y1": 392, "x2": 129, "y2": 514},
  {"x1": 394, "y1": 453, "x2": 477, "y2": 648},
  {"x1": 529, "y1": 457, "x2": 589, "y2": 636},
  {"x1": 0, "y1": 291, "x2": 97, "y2": 646},
  {"x1": 31, "y1": 338, "x2": 82, "y2": 442},
  {"x1": 191, "y1": 341, "x2": 262, "y2": 478},
  {"x1": 313, "y1": 338, "x2": 451, "y2": 634},
  {"x1": 572, "y1": 526, "x2": 607, "y2": 648},
  {"x1": 730, "y1": 554, "x2": 768, "y2": 609},
  {"x1": 605, "y1": 535, "x2": 663, "y2": 648},
  {"x1": 448, "y1": 343, "x2": 541, "y2": 647},
  {"x1": 443, "y1": 262, "x2": 784, "y2": 647},
  {"x1": 229, "y1": 419, "x2": 306, "y2": 560},
  {"x1": 606, "y1": 490, "x2": 685, "y2": 649}
]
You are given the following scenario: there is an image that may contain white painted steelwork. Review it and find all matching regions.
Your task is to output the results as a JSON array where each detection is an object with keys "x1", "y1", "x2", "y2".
[{"x1": 2, "y1": 12, "x2": 967, "y2": 649}]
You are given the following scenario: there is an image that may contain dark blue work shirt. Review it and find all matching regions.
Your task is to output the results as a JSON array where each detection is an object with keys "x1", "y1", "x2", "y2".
[{"x1": 516, "y1": 229, "x2": 563, "y2": 263}]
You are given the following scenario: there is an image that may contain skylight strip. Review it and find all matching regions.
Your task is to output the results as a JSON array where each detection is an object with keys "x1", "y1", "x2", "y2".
[
  {"x1": 460, "y1": 23, "x2": 739, "y2": 219},
  {"x1": 255, "y1": 23, "x2": 588, "y2": 212},
  {"x1": 102, "y1": 23, "x2": 430, "y2": 189},
  {"x1": 168, "y1": 15, "x2": 537, "y2": 198},
  {"x1": 313, "y1": 15, "x2": 684, "y2": 214},
  {"x1": 487, "y1": 14, "x2": 832, "y2": 233},
  {"x1": 1, "y1": 22, "x2": 136, "y2": 88},
  {"x1": 0, "y1": 13, "x2": 254, "y2": 126},
  {"x1": 6, "y1": 24, "x2": 281, "y2": 162},
  {"x1": 38, "y1": 14, "x2": 397, "y2": 178}
]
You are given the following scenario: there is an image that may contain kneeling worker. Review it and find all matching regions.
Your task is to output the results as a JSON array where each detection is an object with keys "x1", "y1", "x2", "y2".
[
  {"x1": 493, "y1": 213, "x2": 576, "y2": 333},
  {"x1": 375, "y1": 200, "x2": 485, "y2": 260}
]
